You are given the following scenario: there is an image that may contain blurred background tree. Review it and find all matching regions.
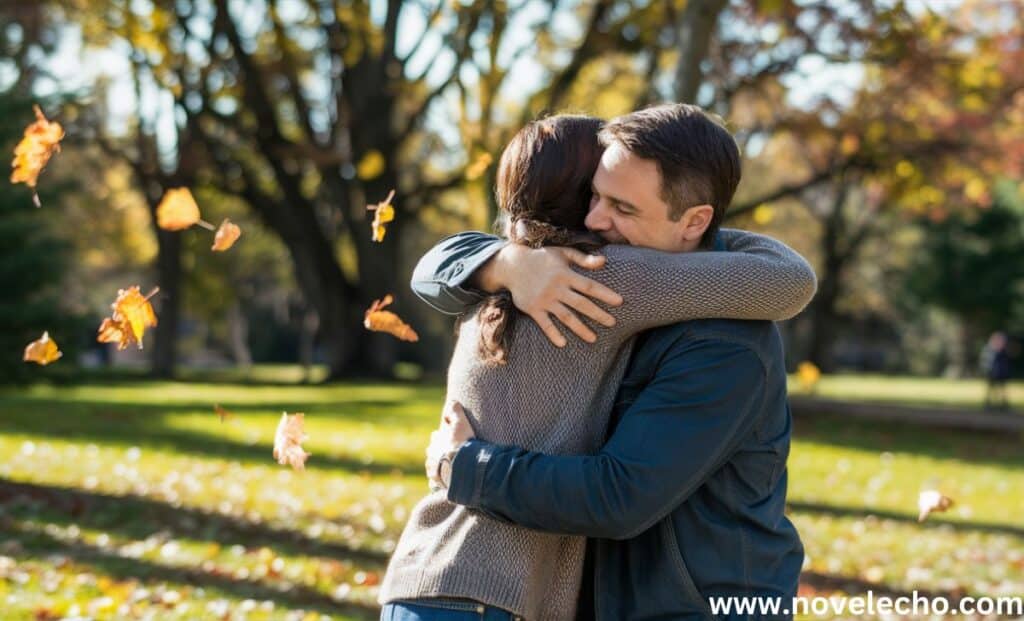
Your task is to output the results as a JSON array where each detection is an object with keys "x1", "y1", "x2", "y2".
[{"x1": 3, "y1": 0, "x2": 1023, "y2": 381}]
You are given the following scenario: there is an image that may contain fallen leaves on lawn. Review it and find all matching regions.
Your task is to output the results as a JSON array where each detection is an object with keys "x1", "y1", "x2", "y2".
[
  {"x1": 23, "y1": 331, "x2": 62, "y2": 366},
  {"x1": 96, "y1": 286, "x2": 159, "y2": 350},
  {"x1": 367, "y1": 189, "x2": 395, "y2": 242},
  {"x1": 273, "y1": 412, "x2": 310, "y2": 470},
  {"x1": 364, "y1": 294, "x2": 418, "y2": 342},
  {"x1": 10, "y1": 105, "x2": 64, "y2": 207}
]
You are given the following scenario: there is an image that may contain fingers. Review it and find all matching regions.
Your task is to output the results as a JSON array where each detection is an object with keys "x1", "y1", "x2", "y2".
[
  {"x1": 562, "y1": 290, "x2": 616, "y2": 328},
  {"x1": 531, "y1": 310, "x2": 568, "y2": 348},
  {"x1": 561, "y1": 248, "x2": 606, "y2": 271},
  {"x1": 570, "y1": 273, "x2": 623, "y2": 307},
  {"x1": 551, "y1": 302, "x2": 597, "y2": 344}
]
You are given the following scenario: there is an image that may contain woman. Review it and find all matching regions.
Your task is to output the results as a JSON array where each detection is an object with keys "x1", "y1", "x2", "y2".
[{"x1": 379, "y1": 115, "x2": 815, "y2": 620}]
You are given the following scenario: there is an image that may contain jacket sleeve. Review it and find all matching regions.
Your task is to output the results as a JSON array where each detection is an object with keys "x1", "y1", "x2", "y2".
[
  {"x1": 446, "y1": 337, "x2": 768, "y2": 539},
  {"x1": 410, "y1": 232, "x2": 505, "y2": 315}
]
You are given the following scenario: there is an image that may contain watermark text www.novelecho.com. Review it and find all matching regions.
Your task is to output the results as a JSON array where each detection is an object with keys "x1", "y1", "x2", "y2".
[{"x1": 708, "y1": 591, "x2": 1024, "y2": 617}]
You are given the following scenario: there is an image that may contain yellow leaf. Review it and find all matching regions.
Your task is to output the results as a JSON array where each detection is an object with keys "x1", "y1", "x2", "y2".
[
  {"x1": 156, "y1": 188, "x2": 201, "y2": 231},
  {"x1": 839, "y1": 134, "x2": 860, "y2": 156},
  {"x1": 273, "y1": 412, "x2": 310, "y2": 470},
  {"x1": 465, "y1": 152, "x2": 493, "y2": 180},
  {"x1": 23, "y1": 331, "x2": 62, "y2": 366},
  {"x1": 211, "y1": 218, "x2": 242, "y2": 251},
  {"x1": 964, "y1": 178, "x2": 988, "y2": 203},
  {"x1": 895, "y1": 160, "x2": 915, "y2": 179},
  {"x1": 357, "y1": 150, "x2": 386, "y2": 180},
  {"x1": 364, "y1": 294, "x2": 419, "y2": 342},
  {"x1": 97, "y1": 286, "x2": 159, "y2": 350},
  {"x1": 797, "y1": 361, "x2": 820, "y2": 392},
  {"x1": 10, "y1": 105, "x2": 65, "y2": 205},
  {"x1": 752, "y1": 204, "x2": 774, "y2": 225},
  {"x1": 367, "y1": 189, "x2": 396, "y2": 242}
]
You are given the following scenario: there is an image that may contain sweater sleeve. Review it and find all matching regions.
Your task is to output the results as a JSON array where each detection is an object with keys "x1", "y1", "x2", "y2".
[
  {"x1": 589, "y1": 228, "x2": 816, "y2": 338},
  {"x1": 409, "y1": 232, "x2": 505, "y2": 315}
]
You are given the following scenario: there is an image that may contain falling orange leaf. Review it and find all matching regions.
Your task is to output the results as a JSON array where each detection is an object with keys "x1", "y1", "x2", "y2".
[
  {"x1": 10, "y1": 105, "x2": 65, "y2": 207},
  {"x1": 917, "y1": 490, "x2": 954, "y2": 522},
  {"x1": 273, "y1": 412, "x2": 310, "y2": 470},
  {"x1": 23, "y1": 331, "x2": 62, "y2": 366},
  {"x1": 211, "y1": 218, "x2": 242, "y2": 251},
  {"x1": 367, "y1": 189, "x2": 396, "y2": 242},
  {"x1": 214, "y1": 404, "x2": 234, "y2": 423},
  {"x1": 96, "y1": 286, "x2": 159, "y2": 350},
  {"x1": 96, "y1": 317, "x2": 129, "y2": 349},
  {"x1": 156, "y1": 188, "x2": 215, "y2": 231},
  {"x1": 364, "y1": 294, "x2": 419, "y2": 342}
]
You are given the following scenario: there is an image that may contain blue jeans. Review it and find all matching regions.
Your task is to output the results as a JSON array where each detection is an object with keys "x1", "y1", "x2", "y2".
[{"x1": 381, "y1": 599, "x2": 520, "y2": 621}]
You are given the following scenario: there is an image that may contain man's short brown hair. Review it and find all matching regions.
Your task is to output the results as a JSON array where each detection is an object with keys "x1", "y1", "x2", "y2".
[{"x1": 598, "y1": 104, "x2": 741, "y2": 248}]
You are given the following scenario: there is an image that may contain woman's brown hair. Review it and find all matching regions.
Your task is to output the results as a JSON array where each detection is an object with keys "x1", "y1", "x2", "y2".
[{"x1": 477, "y1": 115, "x2": 607, "y2": 365}]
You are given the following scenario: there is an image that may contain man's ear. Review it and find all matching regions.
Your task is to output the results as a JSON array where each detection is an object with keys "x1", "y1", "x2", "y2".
[{"x1": 677, "y1": 204, "x2": 715, "y2": 244}]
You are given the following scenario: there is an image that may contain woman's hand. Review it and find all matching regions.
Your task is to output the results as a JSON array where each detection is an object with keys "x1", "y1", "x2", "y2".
[
  {"x1": 474, "y1": 244, "x2": 623, "y2": 347},
  {"x1": 425, "y1": 401, "x2": 476, "y2": 490}
]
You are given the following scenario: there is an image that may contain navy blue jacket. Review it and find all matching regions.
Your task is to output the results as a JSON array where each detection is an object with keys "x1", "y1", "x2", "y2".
[{"x1": 412, "y1": 232, "x2": 805, "y2": 620}]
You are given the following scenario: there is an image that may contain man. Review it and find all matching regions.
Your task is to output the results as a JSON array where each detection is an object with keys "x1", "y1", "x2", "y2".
[{"x1": 416, "y1": 104, "x2": 809, "y2": 619}]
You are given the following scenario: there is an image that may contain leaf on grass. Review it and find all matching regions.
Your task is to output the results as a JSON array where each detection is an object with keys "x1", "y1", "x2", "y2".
[
  {"x1": 214, "y1": 404, "x2": 234, "y2": 423},
  {"x1": 367, "y1": 189, "x2": 396, "y2": 242},
  {"x1": 211, "y1": 218, "x2": 242, "y2": 251},
  {"x1": 156, "y1": 188, "x2": 202, "y2": 231},
  {"x1": 96, "y1": 286, "x2": 159, "y2": 350},
  {"x1": 23, "y1": 331, "x2": 62, "y2": 366},
  {"x1": 273, "y1": 412, "x2": 310, "y2": 470},
  {"x1": 917, "y1": 489, "x2": 954, "y2": 522},
  {"x1": 364, "y1": 294, "x2": 419, "y2": 342},
  {"x1": 10, "y1": 105, "x2": 65, "y2": 206}
]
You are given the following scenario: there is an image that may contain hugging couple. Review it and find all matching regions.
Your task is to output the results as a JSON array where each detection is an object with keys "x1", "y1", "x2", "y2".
[{"x1": 377, "y1": 104, "x2": 816, "y2": 620}]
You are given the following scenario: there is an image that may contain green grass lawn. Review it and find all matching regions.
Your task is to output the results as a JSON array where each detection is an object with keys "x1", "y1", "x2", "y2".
[
  {"x1": 0, "y1": 371, "x2": 1022, "y2": 620},
  {"x1": 788, "y1": 373, "x2": 1023, "y2": 410}
]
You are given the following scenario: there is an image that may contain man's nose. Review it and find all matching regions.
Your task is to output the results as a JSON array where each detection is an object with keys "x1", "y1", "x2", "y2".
[{"x1": 585, "y1": 201, "x2": 610, "y2": 231}]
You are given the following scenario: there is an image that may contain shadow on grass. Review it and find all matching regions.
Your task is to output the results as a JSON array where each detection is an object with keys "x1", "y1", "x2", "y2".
[
  {"x1": 6, "y1": 521, "x2": 380, "y2": 619},
  {"x1": 0, "y1": 478, "x2": 390, "y2": 566},
  {"x1": 0, "y1": 398, "x2": 424, "y2": 476},
  {"x1": 793, "y1": 412, "x2": 1024, "y2": 470},
  {"x1": 788, "y1": 500, "x2": 1024, "y2": 539}
]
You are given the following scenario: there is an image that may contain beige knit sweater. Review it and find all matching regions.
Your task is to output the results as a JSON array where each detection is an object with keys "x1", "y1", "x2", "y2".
[{"x1": 379, "y1": 229, "x2": 816, "y2": 620}]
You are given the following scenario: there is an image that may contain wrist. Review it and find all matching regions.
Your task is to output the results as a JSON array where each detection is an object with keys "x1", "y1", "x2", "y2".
[
  {"x1": 473, "y1": 243, "x2": 521, "y2": 293},
  {"x1": 437, "y1": 442, "x2": 466, "y2": 489}
]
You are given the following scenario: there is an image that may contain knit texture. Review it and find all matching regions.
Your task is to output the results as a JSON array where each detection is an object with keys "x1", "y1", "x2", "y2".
[{"x1": 379, "y1": 229, "x2": 816, "y2": 620}]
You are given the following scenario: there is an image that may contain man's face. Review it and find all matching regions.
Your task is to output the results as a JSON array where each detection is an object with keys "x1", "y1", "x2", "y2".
[{"x1": 585, "y1": 142, "x2": 695, "y2": 252}]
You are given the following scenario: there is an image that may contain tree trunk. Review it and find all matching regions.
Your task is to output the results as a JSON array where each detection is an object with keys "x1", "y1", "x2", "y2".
[
  {"x1": 227, "y1": 301, "x2": 252, "y2": 367},
  {"x1": 805, "y1": 270, "x2": 840, "y2": 371},
  {"x1": 674, "y1": 0, "x2": 729, "y2": 103},
  {"x1": 151, "y1": 227, "x2": 181, "y2": 379}
]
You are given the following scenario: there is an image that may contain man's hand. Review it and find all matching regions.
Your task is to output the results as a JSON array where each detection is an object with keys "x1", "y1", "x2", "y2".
[
  {"x1": 474, "y1": 244, "x2": 624, "y2": 347},
  {"x1": 425, "y1": 401, "x2": 476, "y2": 490}
]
